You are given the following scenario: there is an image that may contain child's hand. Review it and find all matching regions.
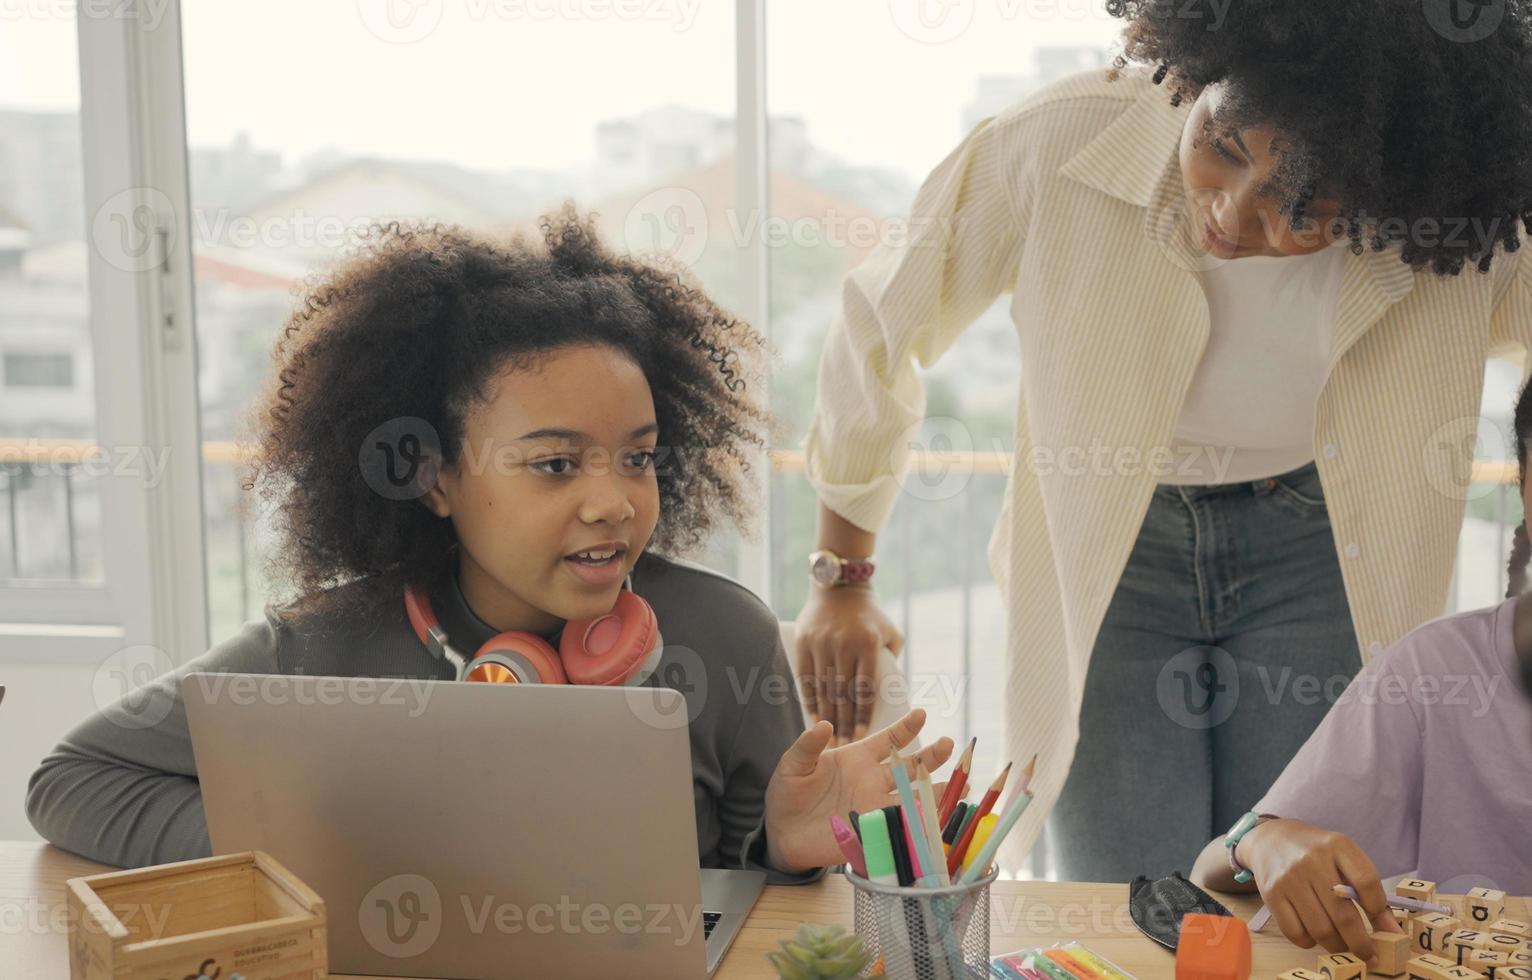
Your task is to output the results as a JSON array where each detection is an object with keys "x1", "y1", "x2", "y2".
[
  {"x1": 1239, "y1": 818, "x2": 1403, "y2": 966},
  {"x1": 762, "y1": 708, "x2": 954, "y2": 873}
]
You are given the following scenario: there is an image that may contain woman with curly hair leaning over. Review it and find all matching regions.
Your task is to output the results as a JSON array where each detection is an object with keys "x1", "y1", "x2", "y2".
[
  {"x1": 25, "y1": 205, "x2": 953, "y2": 877},
  {"x1": 793, "y1": 0, "x2": 1532, "y2": 883}
]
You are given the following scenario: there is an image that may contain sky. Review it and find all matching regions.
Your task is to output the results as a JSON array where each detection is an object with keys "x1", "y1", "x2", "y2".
[{"x1": 0, "y1": 0, "x2": 1122, "y2": 181}]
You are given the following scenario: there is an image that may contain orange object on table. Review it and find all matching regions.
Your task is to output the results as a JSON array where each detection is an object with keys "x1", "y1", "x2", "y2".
[{"x1": 1175, "y1": 912, "x2": 1252, "y2": 980}]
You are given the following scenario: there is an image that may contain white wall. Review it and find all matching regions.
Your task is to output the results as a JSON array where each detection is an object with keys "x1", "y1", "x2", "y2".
[{"x1": 0, "y1": 659, "x2": 101, "y2": 842}]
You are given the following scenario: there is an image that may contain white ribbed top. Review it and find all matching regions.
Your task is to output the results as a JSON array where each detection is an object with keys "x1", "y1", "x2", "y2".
[{"x1": 1164, "y1": 242, "x2": 1351, "y2": 484}]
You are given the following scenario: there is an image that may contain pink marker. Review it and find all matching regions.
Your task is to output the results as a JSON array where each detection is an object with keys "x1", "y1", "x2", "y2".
[{"x1": 829, "y1": 814, "x2": 867, "y2": 878}]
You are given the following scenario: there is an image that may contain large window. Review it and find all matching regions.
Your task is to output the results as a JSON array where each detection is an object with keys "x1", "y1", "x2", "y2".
[
  {"x1": 765, "y1": 7, "x2": 1120, "y2": 859},
  {"x1": 179, "y1": 0, "x2": 740, "y2": 639},
  {"x1": 0, "y1": 15, "x2": 102, "y2": 589}
]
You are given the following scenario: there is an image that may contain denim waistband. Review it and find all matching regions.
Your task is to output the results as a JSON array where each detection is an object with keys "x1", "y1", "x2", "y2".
[{"x1": 1155, "y1": 458, "x2": 1323, "y2": 501}]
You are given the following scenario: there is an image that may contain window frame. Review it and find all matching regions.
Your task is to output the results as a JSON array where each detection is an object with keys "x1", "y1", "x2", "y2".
[{"x1": 0, "y1": 4, "x2": 209, "y2": 665}]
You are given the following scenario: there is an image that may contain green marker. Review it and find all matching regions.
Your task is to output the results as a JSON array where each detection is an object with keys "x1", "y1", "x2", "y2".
[{"x1": 855, "y1": 810, "x2": 899, "y2": 886}]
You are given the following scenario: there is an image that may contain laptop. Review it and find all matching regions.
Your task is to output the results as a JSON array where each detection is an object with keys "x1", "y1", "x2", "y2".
[{"x1": 182, "y1": 672, "x2": 766, "y2": 980}]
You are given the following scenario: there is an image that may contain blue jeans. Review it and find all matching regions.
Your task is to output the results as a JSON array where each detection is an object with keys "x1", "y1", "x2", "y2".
[{"x1": 1048, "y1": 460, "x2": 1362, "y2": 882}]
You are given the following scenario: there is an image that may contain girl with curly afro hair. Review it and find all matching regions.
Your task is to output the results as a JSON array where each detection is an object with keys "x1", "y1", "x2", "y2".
[
  {"x1": 795, "y1": 0, "x2": 1532, "y2": 892},
  {"x1": 25, "y1": 205, "x2": 955, "y2": 883}
]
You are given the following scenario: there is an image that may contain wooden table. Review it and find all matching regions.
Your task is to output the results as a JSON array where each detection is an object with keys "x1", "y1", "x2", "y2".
[{"x1": 0, "y1": 840, "x2": 1322, "y2": 977}]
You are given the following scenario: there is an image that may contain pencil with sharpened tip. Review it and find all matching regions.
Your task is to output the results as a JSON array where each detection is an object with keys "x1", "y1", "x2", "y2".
[
  {"x1": 913, "y1": 760, "x2": 949, "y2": 886},
  {"x1": 936, "y1": 736, "x2": 975, "y2": 825},
  {"x1": 947, "y1": 760, "x2": 1010, "y2": 876},
  {"x1": 958, "y1": 755, "x2": 1037, "y2": 883}
]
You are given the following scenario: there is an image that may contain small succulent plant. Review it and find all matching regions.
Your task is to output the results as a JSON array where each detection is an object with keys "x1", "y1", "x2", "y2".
[{"x1": 766, "y1": 922, "x2": 872, "y2": 979}]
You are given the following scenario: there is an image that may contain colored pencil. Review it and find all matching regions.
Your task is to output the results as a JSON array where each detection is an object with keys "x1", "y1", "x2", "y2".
[
  {"x1": 936, "y1": 736, "x2": 975, "y2": 825},
  {"x1": 946, "y1": 761, "x2": 1010, "y2": 876},
  {"x1": 913, "y1": 760, "x2": 949, "y2": 886},
  {"x1": 1330, "y1": 884, "x2": 1454, "y2": 915},
  {"x1": 959, "y1": 756, "x2": 1037, "y2": 883}
]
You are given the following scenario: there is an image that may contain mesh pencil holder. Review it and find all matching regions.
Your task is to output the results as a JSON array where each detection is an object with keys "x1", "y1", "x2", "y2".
[{"x1": 846, "y1": 867, "x2": 996, "y2": 980}]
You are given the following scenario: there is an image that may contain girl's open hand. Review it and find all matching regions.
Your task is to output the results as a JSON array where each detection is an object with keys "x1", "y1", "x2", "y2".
[{"x1": 762, "y1": 708, "x2": 954, "y2": 873}]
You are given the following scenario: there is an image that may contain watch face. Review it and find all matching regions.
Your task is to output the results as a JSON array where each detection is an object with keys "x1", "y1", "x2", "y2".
[{"x1": 810, "y1": 553, "x2": 839, "y2": 586}]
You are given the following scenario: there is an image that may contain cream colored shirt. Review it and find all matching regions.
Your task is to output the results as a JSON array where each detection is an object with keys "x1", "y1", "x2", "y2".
[
  {"x1": 1166, "y1": 243, "x2": 1349, "y2": 484},
  {"x1": 802, "y1": 63, "x2": 1532, "y2": 869}
]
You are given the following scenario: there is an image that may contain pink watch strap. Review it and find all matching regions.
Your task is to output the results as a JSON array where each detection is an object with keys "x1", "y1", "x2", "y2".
[{"x1": 841, "y1": 559, "x2": 875, "y2": 584}]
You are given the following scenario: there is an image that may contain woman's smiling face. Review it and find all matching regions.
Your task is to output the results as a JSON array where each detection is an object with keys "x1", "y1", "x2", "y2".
[
  {"x1": 1179, "y1": 81, "x2": 1348, "y2": 260},
  {"x1": 421, "y1": 343, "x2": 661, "y2": 634}
]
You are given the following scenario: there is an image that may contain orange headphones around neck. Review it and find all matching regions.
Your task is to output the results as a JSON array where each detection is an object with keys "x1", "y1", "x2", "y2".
[{"x1": 404, "y1": 575, "x2": 663, "y2": 686}]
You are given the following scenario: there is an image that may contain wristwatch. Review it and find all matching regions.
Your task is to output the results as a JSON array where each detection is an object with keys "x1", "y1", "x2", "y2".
[
  {"x1": 808, "y1": 549, "x2": 876, "y2": 588},
  {"x1": 1224, "y1": 811, "x2": 1279, "y2": 883}
]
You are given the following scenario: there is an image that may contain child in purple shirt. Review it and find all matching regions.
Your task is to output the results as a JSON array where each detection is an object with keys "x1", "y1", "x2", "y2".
[{"x1": 1192, "y1": 379, "x2": 1532, "y2": 966}]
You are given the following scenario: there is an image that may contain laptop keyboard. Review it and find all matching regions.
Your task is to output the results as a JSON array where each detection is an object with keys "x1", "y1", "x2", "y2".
[{"x1": 703, "y1": 911, "x2": 722, "y2": 940}]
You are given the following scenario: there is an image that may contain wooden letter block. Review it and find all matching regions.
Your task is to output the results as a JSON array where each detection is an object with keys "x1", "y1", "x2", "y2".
[
  {"x1": 1318, "y1": 951, "x2": 1367, "y2": 979},
  {"x1": 1404, "y1": 953, "x2": 1456, "y2": 980},
  {"x1": 1486, "y1": 933, "x2": 1527, "y2": 956},
  {"x1": 1374, "y1": 932, "x2": 1412, "y2": 976},
  {"x1": 1438, "y1": 969, "x2": 1479, "y2": 979},
  {"x1": 1497, "y1": 968, "x2": 1532, "y2": 980},
  {"x1": 1438, "y1": 931, "x2": 1472, "y2": 966},
  {"x1": 1278, "y1": 971, "x2": 1326, "y2": 980},
  {"x1": 1440, "y1": 929, "x2": 1487, "y2": 963},
  {"x1": 1493, "y1": 919, "x2": 1532, "y2": 939},
  {"x1": 1398, "y1": 880, "x2": 1439, "y2": 903},
  {"x1": 1464, "y1": 948, "x2": 1509, "y2": 974},
  {"x1": 1467, "y1": 888, "x2": 1508, "y2": 926},
  {"x1": 1416, "y1": 914, "x2": 1461, "y2": 956}
]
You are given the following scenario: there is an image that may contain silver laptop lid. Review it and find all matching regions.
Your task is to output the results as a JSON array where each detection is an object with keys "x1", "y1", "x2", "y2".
[{"x1": 182, "y1": 673, "x2": 710, "y2": 980}]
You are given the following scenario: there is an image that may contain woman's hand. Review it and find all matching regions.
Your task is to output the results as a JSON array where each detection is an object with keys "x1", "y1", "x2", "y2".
[
  {"x1": 763, "y1": 707, "x2": 954, "y2": 873},
  {"x1": 1238, "y1": 818, "x2": 1403, "y2": 966},
  {"x1": 794, "y1": 584, "x2": 903, "y2": 747}
]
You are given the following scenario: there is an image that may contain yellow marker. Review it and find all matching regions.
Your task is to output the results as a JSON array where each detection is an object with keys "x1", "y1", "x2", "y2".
[{"x1": 960, "y1": 814, "x2": 998, "y2": 874}]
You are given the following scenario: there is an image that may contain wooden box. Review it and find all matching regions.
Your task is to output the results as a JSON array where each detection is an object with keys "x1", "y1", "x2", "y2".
[{"x1": 65, "y1": 850, "x2": 326, "y2": 979}]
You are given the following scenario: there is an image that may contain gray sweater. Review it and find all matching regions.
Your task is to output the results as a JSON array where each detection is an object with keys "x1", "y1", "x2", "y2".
[{"x1": 26, "y1": 552, "x2": 826, "y2": 885}]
